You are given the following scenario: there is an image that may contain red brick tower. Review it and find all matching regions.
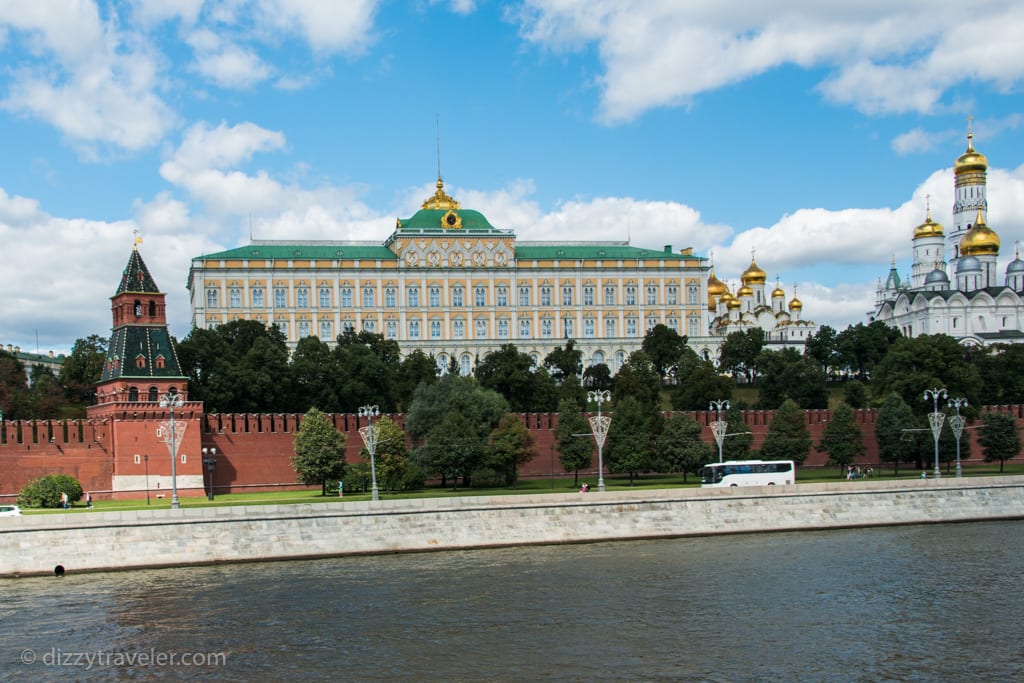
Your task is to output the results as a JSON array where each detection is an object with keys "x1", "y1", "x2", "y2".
[{"x1": 87, "y1": 242, "x2": 204, "y2": 501}]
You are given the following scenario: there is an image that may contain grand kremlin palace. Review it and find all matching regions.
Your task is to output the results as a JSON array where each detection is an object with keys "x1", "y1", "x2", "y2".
[{"x1": 188, "y1": 178, "x2": 816, "y2": 373}]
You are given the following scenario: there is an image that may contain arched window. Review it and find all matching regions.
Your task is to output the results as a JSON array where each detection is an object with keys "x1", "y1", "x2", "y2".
[
  {"x1": 134, "y1": 300, "x2": 142, "y2": 317},
  {"x1": 148, "y1": 387, "x2": 158, "y2": 402},
  {"x1": 149, "y1": 300, "x2": 156, "y2": 317},
  {"x1": 128, "y1": 387, "x2": 139, "y2": 402},
  {"x1": 135, "y1": 355, "x2": 146, "y2": 369},
  {"x1": 460, "y1": 354, "x2": 472, "y2": 376}
]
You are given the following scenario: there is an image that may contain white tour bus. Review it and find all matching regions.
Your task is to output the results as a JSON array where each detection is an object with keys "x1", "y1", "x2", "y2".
[{"x1": 699, "y1": 460, "x2": 795, "y2": 488}]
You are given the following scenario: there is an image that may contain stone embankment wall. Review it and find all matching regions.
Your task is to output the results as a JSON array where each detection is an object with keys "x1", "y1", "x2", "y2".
[{"x1": 2, "y1": 477, "x2": 1022, "y2": 577}]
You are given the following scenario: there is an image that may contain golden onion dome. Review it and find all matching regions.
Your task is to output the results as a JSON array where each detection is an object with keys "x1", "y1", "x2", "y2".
[
  {"x1": 954, "y1": 131, "x2": 988, "y2": 175},
  {"x1": 771, "y1": 284, "x2": 785, "y2": 298},
  {"x1": 707, "y1": 268, "x2": 728, "y2": 297},
  {"x1": 726, "y1": 297, "x2": 742, "y2": 310},
  {"x1": 788, "y1": 296, "x2": 803, "y2": 311},
  {"x1": 737, "y1": 284, "x2": 754, "y2": 298},
  {"x1": 913, "y1": 211, "x2": 944, "y2": 239},
  {"x1": 959, "y1": 209, "x2": 1000, "y2": 256},
  {"x1": 741, "y1": 257, "x2": 767, "y2": 285}
]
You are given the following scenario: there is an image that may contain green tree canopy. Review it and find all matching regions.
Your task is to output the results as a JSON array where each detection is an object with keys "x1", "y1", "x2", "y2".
[
  {"x1": 718, "y1": 328, "x2": 765, "y2": 383},
  {"x1": 604, "y1": 395, "x2": 653, "y2": 484},
  {"x1": 759, "y1": 398, "x2": 812, "y2": 465},
  {"x1": 817, "y1": 402, "x2": 865, "y2": 472},
  {"x1": 476, "y1": 344, "x2": 544, "y2": 412},
  {"x1": 291, "y1": 407, "x2": 347, "y2": 495},
  {"x1": 655, "y1": 413, "x2": 712, "y2": 483},
  {"x1": 641, "y1": 324, "x2": 687, "y2": 378},
  {"x1": 612, "y1": 351, "x2": 661, "y2": 411},
  {"x1": 486, "y1": 414, "x2": 536, "y2": 486},
  {"x1": 804, "y1": 324, "x2": 839, "y2": 378},
  {"x1": 756, "y1": 348, "x2": 828, "y2": 409},
  {"x1": 671, "y1": 348, "x2": 732, "y2": 411},
  {"x1": 875, "y1": 393, "x2": 918, "y2": 475},
  {"x1": 835, "y1": 321, "x2": 901, "y2": 380},
  {"x1": 555, "y1": 398, "x2": 593, "y2": 487},
  {"x1": 979, "y1": 412, "x2": 1020, "y2": 473},
  {"x1": 0, "y1": 349, "x2": 29, "y2": 420},
  {"x1": 544, "y1": 340, "x2": 583, "y2": 384},
  {"x1": 58, "y1": 334, "x2": 107, "y2": 405},
  {"x1": 871, "y1": 334, "x2": 982, "y2": 414}
]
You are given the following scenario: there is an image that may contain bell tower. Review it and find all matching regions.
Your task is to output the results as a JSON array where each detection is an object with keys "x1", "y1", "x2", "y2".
[{"x1": 87, "y1": 239, "x2": 204, "y2": 500}]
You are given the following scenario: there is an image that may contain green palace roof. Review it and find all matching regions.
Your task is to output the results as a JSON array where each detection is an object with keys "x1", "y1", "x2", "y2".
[
  {"x1": 514, "y1": 244, "x2": 695, "y2": 260},
  {"x1": 195, "y1": 244, "x2": 397, "y2": 261},
  {"x1": 395, "y1": 208, "x2": 505, "y2": 234}
]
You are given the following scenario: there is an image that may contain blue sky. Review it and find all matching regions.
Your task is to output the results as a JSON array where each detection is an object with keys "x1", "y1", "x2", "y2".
[{"x1": 2, "y1": 0, "x2": 1023, "y2": 355}]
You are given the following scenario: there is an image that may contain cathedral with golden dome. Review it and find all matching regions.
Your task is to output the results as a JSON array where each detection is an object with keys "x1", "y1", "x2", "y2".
[
  {"x1": 872, "y1": 128, "x2": 1024, "y2": 345},
  {"x1": 705, "y1": 252, "x2": 818, "y2": 345}
]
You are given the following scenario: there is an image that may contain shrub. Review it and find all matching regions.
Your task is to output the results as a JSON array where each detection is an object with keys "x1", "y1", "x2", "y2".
[{"x1": 17, "y1": 474, "x2": 84, "y2": 508}]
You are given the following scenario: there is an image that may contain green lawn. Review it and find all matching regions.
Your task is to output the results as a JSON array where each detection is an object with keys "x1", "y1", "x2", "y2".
[{"x1": 25, "y1": 463, "x2": 1023, "y2": 515}]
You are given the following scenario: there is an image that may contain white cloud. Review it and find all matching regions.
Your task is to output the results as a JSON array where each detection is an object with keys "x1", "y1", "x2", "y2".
[
  {"x1": 0, "y1": 1, "x2": 178, "y2": 153},
  {"x1": 892, "y1": 128, "x2": 947, "y2": 156},
  {"x1": 130, "y1": 0, "x2": 205, "y2": 27},
  {"x1": 187, "y1": 28, "x2": 272, "y2": 89},
  {"x1": 254, "y1": 0, "x2": 380, "y2": 54},
  {"x1": 513, "y1": 1, "x2": 1024, "y2": 122}
]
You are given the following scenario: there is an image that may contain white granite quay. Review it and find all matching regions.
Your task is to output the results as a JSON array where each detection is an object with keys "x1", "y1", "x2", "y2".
[{"x1": 2, "y1": 477, "x2": 1022, "y2": 577}]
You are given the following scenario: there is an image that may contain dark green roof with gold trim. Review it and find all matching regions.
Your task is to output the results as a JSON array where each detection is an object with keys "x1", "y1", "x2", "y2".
[
  {"x1": 116, "y1": 248, "x2": 161, "y2": 294},
  {"x1": 101, "y1": 326, "x2": 185, "y2": 381},
  {"x1": 395, "y1": 208, "x2": 505, "y2": 234}
]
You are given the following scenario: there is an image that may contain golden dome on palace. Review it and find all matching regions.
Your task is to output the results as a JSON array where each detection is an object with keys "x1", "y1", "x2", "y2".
[
  {"x1": 913, "y1": 212, "x2": 944, "y2": 239},
  {"x1": 707, "y1": 269, "x2": 729, "y2": 296},
  {"x1": 959, "y1": 210, "x2": 1000, "y2": 256},
  {"x1": 741, "y1": 258, "x2": 767, "y2": 285},
  {"x1": 954, "y1": 132, "x2": 988, "y2": 175}
]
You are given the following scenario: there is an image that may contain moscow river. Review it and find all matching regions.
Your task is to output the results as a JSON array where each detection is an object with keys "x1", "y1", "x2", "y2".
[{"x1": 1, "y1": 520, "x2": 1021, "y2": 682}]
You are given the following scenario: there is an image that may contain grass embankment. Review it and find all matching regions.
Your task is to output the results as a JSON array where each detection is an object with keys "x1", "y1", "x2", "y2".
[{"x1": 26, "y1": 463, "x2": 1024, "y2": 515}]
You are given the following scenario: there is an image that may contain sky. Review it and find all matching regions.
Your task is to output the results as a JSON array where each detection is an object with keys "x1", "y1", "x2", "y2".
[{"x1": 1, "y1": 0, "x2": 1023, "y2": 357}]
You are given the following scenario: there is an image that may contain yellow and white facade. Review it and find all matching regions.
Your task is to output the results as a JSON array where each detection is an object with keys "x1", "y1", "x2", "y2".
[{"x1": 188, "y1": 178, "x2": 718, "y2": 373}]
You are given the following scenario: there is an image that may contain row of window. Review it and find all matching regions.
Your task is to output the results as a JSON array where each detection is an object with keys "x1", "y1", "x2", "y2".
[
  {"x1": 206, "y1": 283, "x2": 701, "y2": 309},
  {"x1": 266, "y1": 315, "x2": 701, "y2": 341},
  {"x1": 435, "y1": 349, "x2": 629, "y2": 378}
]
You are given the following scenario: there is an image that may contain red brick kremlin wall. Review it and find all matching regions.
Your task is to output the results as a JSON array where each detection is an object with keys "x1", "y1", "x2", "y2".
[{"x1": 3, "y1": 406, "x2": 1024, "y2": 500}]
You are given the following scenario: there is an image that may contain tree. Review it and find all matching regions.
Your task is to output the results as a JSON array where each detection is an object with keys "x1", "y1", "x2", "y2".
[
  {"x1": 718, "y1": 328, "x2": 765, "y2": 383},
  {"x1": 756, "y1": 348, "x2": 828, "y2": 409},
  {"x1": 804, "y1": 325, "x2": 839, "y2": 377},
  {"x1": 394, "y1": 351, "x2": 438, "y2": 411},
  {"x1": 721, "y1": 405, "x2": 754, "y2": 461},
  {"x1": 843, "y1": 381, "x2": 868, "y2": 409},
  {"x1": 759, "y1": 398, "x2": 811, "y2": 465},
  {"x1": 28, "y1": 366, "x2": 64, "y2": 418},
  {"x1": 603, "y1": 396, "x2": 652, "y2": 484},
  {"x1": 871, "y1": 334, "x2": 982, "y2": 414},
  {"x1": 290, "y1": 336, "x2": 340, "y2": 412},
  {"x1": 544, "y1": 340, "x2": 583, "y2": 384},
  {"x1": 0, "y1": 349, "x2": 30, "y2": 420},
  {"x1": 177, "y1": 320, "x2": 291, "y2": 412},
  {"x1": 835, "y1": 321, "x2": 901, "y2": 380},
  {"x1": 875, "y1": 393, "x2": 917, "y2": 475},
  {"x1": 978, "y1": 412, "x2": 1020, "y2": 473},
  {"x1": 817, "y1": 402, "x2": 865, "y2": 474},
  {"x1": 555, "y1": 398, "x2": 593, "y2": 487},
  {"x1": 291, "y1": 408, "x2": 347, "y2": 496},
  {"x1": 582, "y1": 363, "x2": 612, "y2": 391},
  {"x1": 671, "y1": 348, "x2": 732, "y2": 411},
  {"x1": 975, "y1": 344, "x2": 1024, "y2": 405},
  {"x1": 642, "y1": 324, "x2": 687, "y2": 378},
  {"x1": 612, "y1": 351, "x2": 661, "y2": 411},
  {"x1": 17, "y1": 473, "x2": 83, "y2": 508},
  {"x1": 476, "y1": 344, "x2": 541, "y2": 412},
  {"x1": 406, "y1": 374, "x2": 509, "y2": 487},
  {"x1": 58, "y1": 334, "x2": 107, "y2": 405},
  {"x1": 486, "y1": 414, "x2": 535, "y2": 486},
  {"x1": 655, "y1": 413, "x2": 712, "y2": 483},
  {"x1": 333, "y1": 330, "x2": 401, "y2": 412}
]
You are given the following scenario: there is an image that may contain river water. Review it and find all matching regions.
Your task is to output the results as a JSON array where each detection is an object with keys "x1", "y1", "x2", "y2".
[{"x1": 1, "y1": 521, "x2": 1022, "y2": 682}]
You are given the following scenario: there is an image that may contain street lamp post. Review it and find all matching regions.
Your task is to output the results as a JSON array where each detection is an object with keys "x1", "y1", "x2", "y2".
[
  {"x1": 159, "y1": 391, "x2": 185, "y2": 509},
  {"x1": 587, "y1": 390, "x2": 612, "y2": 492},
  {"x1": 709, "y1": 399, "x2": 731, "y2": 463},
  {"x1": 923, "y1": 388, "x2": 947, "y2": 479},
  {"x1": 143, "y1": 454, "x2": 150, "y2": 505},
  {"x1": 948, "y1": 398, "x2": 968, "y2": 478},
  {"x1": 202, "y1": 447, "x2": 218, "y2": 501},
  {"x1": 358, "y1": 405, "x2": 380, "y2": 501}
]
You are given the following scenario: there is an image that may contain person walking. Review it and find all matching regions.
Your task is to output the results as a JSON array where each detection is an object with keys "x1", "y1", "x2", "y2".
[{"x1": 60, "y1": 491, "x2": 68, "y2": 510}]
